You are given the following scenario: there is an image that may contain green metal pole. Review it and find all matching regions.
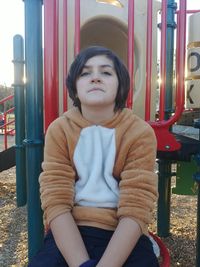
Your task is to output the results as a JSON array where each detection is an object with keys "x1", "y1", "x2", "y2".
[
  {"x1": 157, "y1": 159, "x2": 172, "y2": 236},
  {"x1": 197, "y1": 184, "x2": 200, "y2": 267},
  {"x1": 13, "y1": 35, "x2": 26, "y2": 207},
  {"x1": 157, "y1": 0, "x2": 177, "y2": 237},
  {"x1": 193, "y1": 156, "x2": 200, "y2": 267},
  {"x1": 193, "y1": 119, "x2": 200, "y2": 267},
  {"x1": 197, "y1": 181, "x2": 200, "y2": 267},
  {"x1": 24, "y1": 0, "x2": 44, "y2": 260}
]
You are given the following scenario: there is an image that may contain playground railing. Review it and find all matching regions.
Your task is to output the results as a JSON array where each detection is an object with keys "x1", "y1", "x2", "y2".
[
  {"x1": 145, "y1": 0, "x2": 186, "y2": 152},
  {"x1": 0, "y1": 94, "x2": 15, "y2": 150},
  {"x1": 144, "y1": 1, "x2": 200, "y2": 152}
]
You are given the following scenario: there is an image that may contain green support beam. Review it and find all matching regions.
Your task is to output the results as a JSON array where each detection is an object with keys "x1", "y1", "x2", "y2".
[
  {"x1": 13, "y1": 34, "x2": 26, "y2": 207},
  {"x1": 24, "y1": 0, "x2": 44, "y2": 260}
]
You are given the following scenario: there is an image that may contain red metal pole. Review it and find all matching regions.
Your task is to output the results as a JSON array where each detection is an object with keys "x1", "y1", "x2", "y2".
[
  {"x1": 74, "y1": 0, "x2": 80, "y2": 56},
  {"x1": 44, "y1": 0, "x2": 59, "y2": 131},
  {"x1": 145, "y1": 0, "x2": 153, "y2": 121},
  {"x1": 127, "y1": 0, "x2": 134, "y2": 109},
  {"x1": 63, "y1": 0, "x2": 68, "y2": 112},
  {"x1": 161, "y1": 0, "x2": 186, "y2": 126},
  {"x1": 174, "y1": 0, "x2": 186, "y2": 116},
  {"x1": 159, "y1": 0, "x2": 167, "y2": 120},
  {"x1": 175, "y1": 11, "x2": 180, "y2": 105}
]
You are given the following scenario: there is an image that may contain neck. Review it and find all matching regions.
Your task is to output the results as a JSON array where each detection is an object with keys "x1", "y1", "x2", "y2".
[{"x1": 80, "y1": 104, "x2": 116, "y2": 124}]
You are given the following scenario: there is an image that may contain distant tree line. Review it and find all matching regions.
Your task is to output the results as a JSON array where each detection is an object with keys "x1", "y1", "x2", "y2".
[{"x1": 0, "y1": 85, "x2": 14, "y2": 113}]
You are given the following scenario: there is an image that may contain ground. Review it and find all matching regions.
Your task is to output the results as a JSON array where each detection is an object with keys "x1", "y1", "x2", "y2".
[{"x1": 0, "y1": 167, "x2": 197, "y2": 267}]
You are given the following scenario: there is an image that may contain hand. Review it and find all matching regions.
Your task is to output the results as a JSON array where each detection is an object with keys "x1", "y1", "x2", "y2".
[{"x1": 79, "y1": 259, "x2": 98, "y2": 267}]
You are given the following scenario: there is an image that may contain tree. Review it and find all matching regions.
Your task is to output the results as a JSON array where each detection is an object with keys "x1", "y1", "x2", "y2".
[{"x1": 0, "y1": 85, "x2": 14, "y2": 112}]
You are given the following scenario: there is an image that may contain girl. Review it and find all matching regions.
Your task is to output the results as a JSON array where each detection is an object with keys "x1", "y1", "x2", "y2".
[{"x1": 28, "y1": 46, "x2": 159, "y2": 267}]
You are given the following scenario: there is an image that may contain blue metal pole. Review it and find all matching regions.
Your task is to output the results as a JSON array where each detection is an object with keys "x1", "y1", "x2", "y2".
[
  {"x1": 157, "y1": 0, "x2": 177, "y2": 237},
  {"x1": 24, "y1": 0, "x2": 44, "y2": 260},
  {"x1": 13, "y1": 34, "x2": 26, "y2": 207}
]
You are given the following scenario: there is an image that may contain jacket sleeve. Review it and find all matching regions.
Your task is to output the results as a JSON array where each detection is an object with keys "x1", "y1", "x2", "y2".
[
  {"x1": 117, "y1": 124, "x2": 158, "y2": 233},
  {"x1": 39, "y1": 120, "x2": 76, "y2": 227}
]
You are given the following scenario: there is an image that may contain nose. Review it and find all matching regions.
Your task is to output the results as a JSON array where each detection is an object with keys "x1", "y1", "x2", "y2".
[
  {"x1": 91, "y1": 77, "x2": 101, "y2": 83},
  {"x1": 91, "y1": 72, "x2": 101, "y2": 83}
]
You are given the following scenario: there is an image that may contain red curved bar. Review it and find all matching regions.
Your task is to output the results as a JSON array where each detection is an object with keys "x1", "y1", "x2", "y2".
[
  {"x1": 155, "y1": 0, "x2": 186, "y2": 127},
  {"x1": 63, "y1": 0, "x2": 68, "y2": 112},
  {"x1": 149, "y1": 0, "x2": 187, "y2": 151},
  {"x1": 74, "y1": 0, "x2": 80, "y2": 56},
  {"x1": 149, "y1": 232, "x2": 170, "y2": 267},
  {"x1": 44, "y1": 0, "x2": 59, "y2": 131},
  {"x1": 145, "y1": 0, "x2": 153, "y2": 121},
  {"x1": 127, "y1": 0, "x2": 134, "y2": 109}
]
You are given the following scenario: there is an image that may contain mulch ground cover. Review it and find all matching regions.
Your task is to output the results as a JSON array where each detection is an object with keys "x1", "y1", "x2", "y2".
[{"x1": 0, "y1": 167, "x2": 197, "y2": 267}]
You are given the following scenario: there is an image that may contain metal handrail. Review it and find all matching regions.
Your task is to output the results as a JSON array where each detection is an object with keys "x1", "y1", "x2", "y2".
[
  {"x1": 0, "y1": 94, "x2": 14, "y2": 105},
  {"x1": 0, "y1": 95, "x2": 15, "y2": 150}
]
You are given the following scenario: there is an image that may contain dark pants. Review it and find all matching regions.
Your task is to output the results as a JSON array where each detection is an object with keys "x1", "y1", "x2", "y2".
[{"x1": 28, "y1": 226, "x2": 159, "y2": 267}]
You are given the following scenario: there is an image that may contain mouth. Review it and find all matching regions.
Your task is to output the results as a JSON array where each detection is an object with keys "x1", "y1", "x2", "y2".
[{"x1": 88, "y1": 88, "x2": 105, "y2": 93}]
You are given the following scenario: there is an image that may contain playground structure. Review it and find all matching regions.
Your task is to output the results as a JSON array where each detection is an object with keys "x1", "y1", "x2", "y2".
[
  {"x1": 0, "y1": 0, "x2": 200, "y2": 266},
  {"x1": 0, "y1": 96, "x2": 15, "y2": 171}
]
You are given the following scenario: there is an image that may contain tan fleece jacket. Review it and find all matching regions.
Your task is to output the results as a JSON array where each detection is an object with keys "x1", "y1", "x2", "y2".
[{"x1": 39, "y1": 107, "x2": 158, "y2": 235}]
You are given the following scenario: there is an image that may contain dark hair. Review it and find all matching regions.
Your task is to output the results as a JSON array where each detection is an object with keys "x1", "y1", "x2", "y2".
[{"x1": 66, "y1": 46, "x2": 130, "y2": 111}]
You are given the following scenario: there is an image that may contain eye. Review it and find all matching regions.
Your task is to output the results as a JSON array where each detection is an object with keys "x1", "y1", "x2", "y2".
[
  {"x1": 80, "y1": 71, "x2": 90, "y2": 77},
  {"x1": 102, "y1": 71, "x2": 112, "y2": 76}
]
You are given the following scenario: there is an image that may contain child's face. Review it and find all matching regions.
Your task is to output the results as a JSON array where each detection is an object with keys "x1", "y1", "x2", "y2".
[{"x1": 76, "y1": 55, "x2": 119, "y2": 111}]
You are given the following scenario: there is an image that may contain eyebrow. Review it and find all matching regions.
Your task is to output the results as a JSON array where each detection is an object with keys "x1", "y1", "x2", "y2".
[{"x1": 83, "y1": 64, "x2": 114, "y2": 69}]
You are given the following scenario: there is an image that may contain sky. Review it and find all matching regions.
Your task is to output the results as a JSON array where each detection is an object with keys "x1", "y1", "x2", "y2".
[
  {"x1": 0, "y1": 0, "x2": 200, "y2": 87},
  {"x1": 0, "y1": 0, "x2": 24, "y2": 87}
]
